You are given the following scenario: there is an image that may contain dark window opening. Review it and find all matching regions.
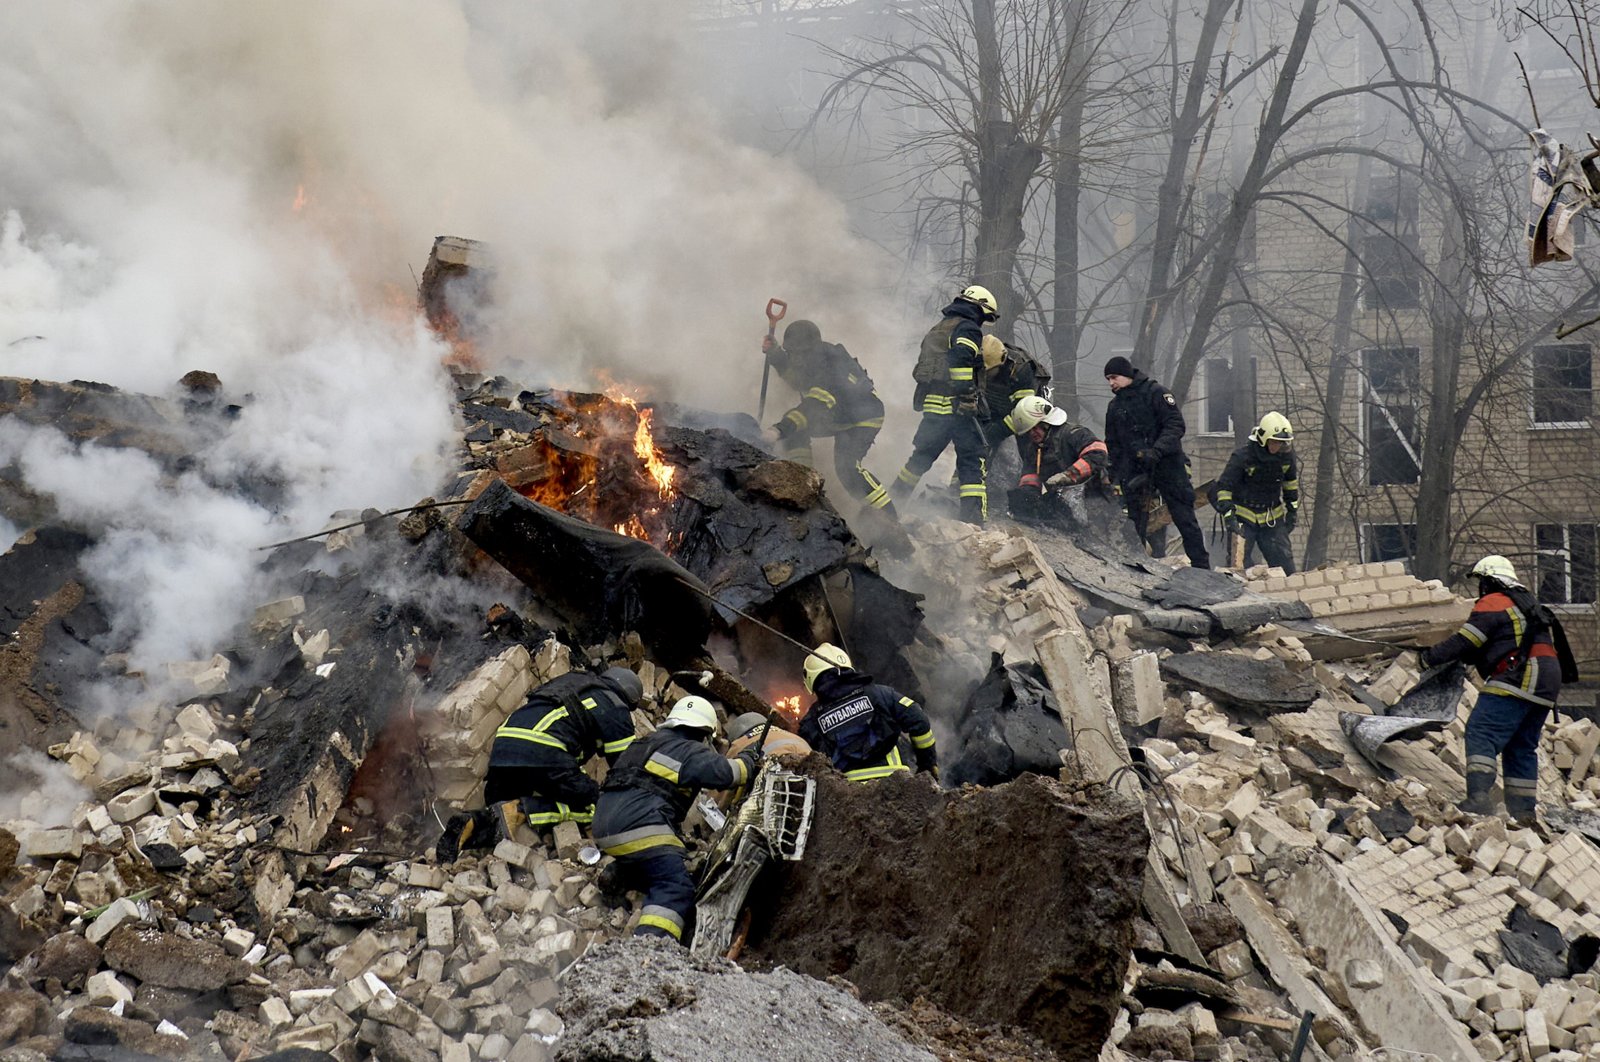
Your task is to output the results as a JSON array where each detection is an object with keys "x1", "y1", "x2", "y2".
[
  {"x1": 1361, "y1": 171, "x2": 1421, "y2": 310},
  {"x1": 1205, "y1": 358, "x2": 1234, "y2": 434},
  {"x1": 1532, "y1": 343, "x2": 1592, "y2": 426},
  {"x1": 1364, "y1": 523, "x2": 1417, "y2": 563},
  {"x1": 1362, "y1": 347, "x2": 1421, "y2": 486}
]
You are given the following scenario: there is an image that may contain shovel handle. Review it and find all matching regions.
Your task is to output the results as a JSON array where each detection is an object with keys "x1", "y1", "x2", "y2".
[{"x1": 765, "y1": 298, "x2": 788, "y2": 336}]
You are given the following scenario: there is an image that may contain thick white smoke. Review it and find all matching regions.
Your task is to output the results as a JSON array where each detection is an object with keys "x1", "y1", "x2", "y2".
[{"x1": 0, "y1": 2, "x2": 914, "y2": 675}]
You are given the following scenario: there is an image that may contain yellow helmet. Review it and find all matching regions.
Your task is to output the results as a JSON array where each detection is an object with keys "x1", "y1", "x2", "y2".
[
  {"x1": 1470, "y1": 555, "x2": 1521, "y2": 587},
  {"x1": 960, "y1": 285, "x2": 999, "y2": 320},
  {"x1": 663, "y1": 695, "x2": 720, "y2": 736},
  {"x1": 981, "y1": 334, "x2": 1007, "y2": 371},
  {"x1": 1251, "y1": 411, "x2": 1294, "y2": 445},
  {"x1": 1010, "y1": 395, "x2": 1069, "y2": 435},
  {"x1": 803, "y1": 643, "x2": 852, "y2": 694}
]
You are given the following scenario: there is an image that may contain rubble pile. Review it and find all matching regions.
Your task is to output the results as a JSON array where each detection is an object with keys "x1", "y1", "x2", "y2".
[{"x1": 1242, "y1": 561, "x2": 1466, "y2": 659}]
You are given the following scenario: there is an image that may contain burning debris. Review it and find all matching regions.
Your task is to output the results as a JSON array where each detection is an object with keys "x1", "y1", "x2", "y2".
[{"x1": 2, "y1": 355, "x2": 1600, "y2": 1062}]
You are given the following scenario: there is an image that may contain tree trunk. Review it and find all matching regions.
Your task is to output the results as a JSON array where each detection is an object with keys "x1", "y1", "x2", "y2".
[
  {"x1": 1413, "y1": 186, "x2": 1470, "y2": 581},
  {"x1": 1169, "y1": 0, "x2": 1323, "y2": 403},
  {"x1": 969, "y1": 0, "x2": 1037, "y2": 341},
  {"x1": 1049, "y1": 0, "x2": 1089, "y2": 410}
]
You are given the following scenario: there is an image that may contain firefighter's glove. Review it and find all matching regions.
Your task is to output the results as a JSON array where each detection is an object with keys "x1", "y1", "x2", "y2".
[
  {"x1": 1046, "y1": 471, "x2": 1079, "y2": 490},
  {"x1": 1284, "y1": 506, "x2": 1298, "y2": 531},
  {"x1": 1019, "y1": 473, "x2": 1043, "y2": 490},
  {"x1": 1135, "y1": 448, "x2": 1159, "y2": 469},
  {"x1": 1221, "y1": 511, "x2": 1240, "y2": 534},
  {"x1": 761, "y1": 335, "x2": 777, "y2": 355},
  {"x1": 954, "y1": 390, "x2": 983, "y2": 417},
  {"x1": 737, "y1": 743, "x2": 764, "y2": 775},
  {"x1": 1124, "y1": 473, "x2": 1150, "y2": 497}
]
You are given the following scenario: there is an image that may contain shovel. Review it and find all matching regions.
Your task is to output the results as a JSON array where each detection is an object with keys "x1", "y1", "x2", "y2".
[{"x1": 757, "y1": 297, "x2": 787, "y2": 421}]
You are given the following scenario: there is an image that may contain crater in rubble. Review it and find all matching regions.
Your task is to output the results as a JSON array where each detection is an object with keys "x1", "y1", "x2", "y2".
[{"x1": 744, "y1": 766, "x2": 1147, "y2": 1059}]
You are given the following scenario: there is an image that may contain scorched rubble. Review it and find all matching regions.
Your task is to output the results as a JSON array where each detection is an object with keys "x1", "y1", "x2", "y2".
[{"x1": 3, "y1": 367, "x2": 1600, "y2": 1062}]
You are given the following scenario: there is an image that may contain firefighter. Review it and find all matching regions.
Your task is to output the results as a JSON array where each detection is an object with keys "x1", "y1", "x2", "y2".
[
  {"x1": 592, "y1": 696, "x2": 762, "y2": 943},
  {"x1": 1215, "y1": 411, "x2": 1301, "y2": 574},
  {"x1": 889, "y1": 285, "x2": 998, "y2": 524},
  {"x1": 727, "y1": 712, "x2": 813, "y2": 761},
  {"x1": 1007, "y1": 396, "x2": 1116, "y2": 527},
  {"x1": 762, "y1": 319, "x2": 898, "y2": 517},
  {"x1": 435, "y1": 667, "x2": 642, "y2": 862},
  {"x1": 797, "y1": 643, "x2": 938, "y2": 782},
  {"x1": 975, "y1": 334, "x2": 1047, "y2": 508},
  {"x1": 1420, "y1": 555, "x2": 1577, "y2": 824},
  {"x1": 1103, "y1": 356, "x2": 1211, "y2": 569}
]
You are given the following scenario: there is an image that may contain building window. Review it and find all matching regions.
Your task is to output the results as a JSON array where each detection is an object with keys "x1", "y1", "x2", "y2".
[
  {"x1": 1361, "y1": 347, "x2": 1421, "y2": 485},
  {"x1": 1362, "y1": 523, "x2": 1417, "y2": 563},
  {"x1": 1536, "y1": 523, "x2": 1598, "y2": 605},
  {"x1": 1531, "y1": 343, "x2": 1592, "y2": 427},
  {"x1": 1203, "y1": 358, "x2": 1233, "y2": 434},
  {"x1": 1360, "y1": 171, "x2": 1421, "y2": 310}
]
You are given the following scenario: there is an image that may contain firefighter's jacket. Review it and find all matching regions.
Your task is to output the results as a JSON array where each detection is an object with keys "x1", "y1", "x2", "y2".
[
  {"x1": 1104, "y1": 371, "x2": 1188, "y2": 485},
  {"x1": 1422, "y1": 590, "x2": 1563, "y2": 707},
  {"x1": 489, "y1": 672, "x2": 636, "y2": 770},
  {"x1": 591, "y1": 726, "x2": 753, "y2": 855},
  {"x1": 913, "y1": 300, "x2": 985, "y2": 415},
  {"x1": 986, "y1": 351, "x2": 1042, "y2": 430},
  {"x1": 798, "y1": 668, "x2": 936, "y2": 782},
  {"x1": 769, "y1": 341, "x2": 885, "y2": 439},
  {"x1": 1020, "y1": 423, "x2": 1109, "y2": 488},
  {"x1": 1215, "y1": 442, "x2": 1300, "y2": 525}
]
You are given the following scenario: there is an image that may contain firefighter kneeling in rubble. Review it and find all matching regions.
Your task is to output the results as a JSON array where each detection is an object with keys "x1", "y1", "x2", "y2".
[
  {"x1": 1006, "y1": 395, "x2": 1114, "y2": 526},
  {"x1": 798, "y1": 643, "x2": 938, "y2": 782},
  {"x1": 1420, "y1": 555, "x2": 1576, "y2": 824},
  {"x1": 593, "y1": 696, "x2": 762, "y2": 942},
  {"x1": 436, "y1": 667, "x2": 642, "y2": 862}
]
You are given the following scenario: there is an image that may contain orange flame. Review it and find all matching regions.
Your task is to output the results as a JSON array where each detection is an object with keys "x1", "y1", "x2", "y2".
[
  {"x1": 632, "y1": 408, "x2": 675, "y2": 498},
  {"x1": 773, "y1": 694, "x2": 803, "y2": 726}
]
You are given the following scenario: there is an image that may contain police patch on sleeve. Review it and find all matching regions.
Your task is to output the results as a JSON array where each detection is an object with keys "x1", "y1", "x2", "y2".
[{"x1": 1164, "y1": 393, "x2": 1176, "y2": 405}]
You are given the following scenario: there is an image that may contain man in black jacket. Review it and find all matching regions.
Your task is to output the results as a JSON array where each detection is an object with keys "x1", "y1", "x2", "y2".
[
  {"x1": 435, "y1": 666, "x2": 644, "y2": 862},
  {"x1": 890, "y1": 285, "x2": 998, "y2": 524},
  {"x1": 797, "y1": 643, "x2": 937, "y2": 782},
  {"x1": 593, "y1": 696, "x2": 761, "y2": 943},
  {"x1": 1421, "y1": 555, "x2": 1576, "y2": 823},
  {"x1": 761, "y1": 319, "x2": 898, "y2": 517},
  {"x1": 1215, "y1": 411, "x2": 1300, "y2": 573},
  {"x1": 1103, "y1": 356, "x2": 1210, "y2": 568}
]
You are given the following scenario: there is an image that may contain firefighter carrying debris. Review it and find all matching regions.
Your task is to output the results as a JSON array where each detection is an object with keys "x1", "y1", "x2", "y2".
[
  {"x1": 890, "y1": 285, "x2": 999, "y2": 524},
  {"x1": 798, "y1": 643, "x2": 938, "y2": 782},
  {"x1": 1420, "y1": 555, "x2": 1577, "y2": 824},
  {"x1": 1215, "y1": 412, "x2": 1300, "y2": 574},
  {"x1": 762, "y1": 319, "x2": 899, "y2": 518},
  {"x1": 435, "y1": 667, "x2": 642, "y2": 862},
  {"x1": 593, "y1": 695, "x2": 762, "y2": 943}
]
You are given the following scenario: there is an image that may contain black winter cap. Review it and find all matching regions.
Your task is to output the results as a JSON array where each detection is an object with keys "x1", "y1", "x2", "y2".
[{"x1": 1103, "y1": 355, "x2": 1137, "y2": 379}]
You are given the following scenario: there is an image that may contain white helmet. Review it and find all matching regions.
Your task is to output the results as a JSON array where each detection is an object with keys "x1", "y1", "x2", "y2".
[
  {"x1": 959, "y1": 285, "x2": 999, "y2": 321},
  {"x1": 1010, "y1": 395, "x2": 1069, "y2": 435},
  {"x1": 663, "y1": 695, "x2": 720, "y2": 736},
  {"x1": 1470, "y1": 555, "x2": 1521, "y2": 587},
  {"x1": 803, "y1": 643, "x2": 852, "y2": 694}
]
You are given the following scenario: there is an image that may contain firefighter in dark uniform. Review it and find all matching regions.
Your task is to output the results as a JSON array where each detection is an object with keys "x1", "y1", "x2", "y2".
[
  {"x1": 1007, "y1": 396, "x2": 1117, "y2": 529},
  {"x1": 762, "y1": 319, "x2": 898, "y2": 517},
  {"x1": 1215, "y1": 411, "x2": 1301, "y2": 573},
  {"x1": 975, "y1": 334, "x2": 1044, "y2": 509},
  {"x1": 435, "y1": 667, "x2": 642, "y2": 862},
  {"x1": 889, "y1": 285, "x2": 999, "y2": 524},
  {"x1": 1103, "y1": 356, "x2": 1211, "y2": 568},
  {"x1": 1420, "y1": 555, "x2": 1576, "y2": 824},
  {"x1": 592, "y1": 696, "x2": 761, "y2": 943},
  {"x1": 797, "y1": 643, "x2": 938, "y2": 782}
]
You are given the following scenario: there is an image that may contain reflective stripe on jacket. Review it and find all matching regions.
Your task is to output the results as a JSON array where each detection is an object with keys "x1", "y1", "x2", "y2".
[
  {"x1": 490, "y1": 672, "x2": 636, "y2": 769},
  {"x1": 1215, "y1": 441, "x2": 1299, "y2": 524},
  {"x1": 798, "y1": 667, "x2": 936, "y2": 782},
  {"x1": 592, "y1": 725, "x2": 751, "y2": 854},
  {"x1": 1422, "y1": 591, "x2": 1562, "y2": 707}
]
